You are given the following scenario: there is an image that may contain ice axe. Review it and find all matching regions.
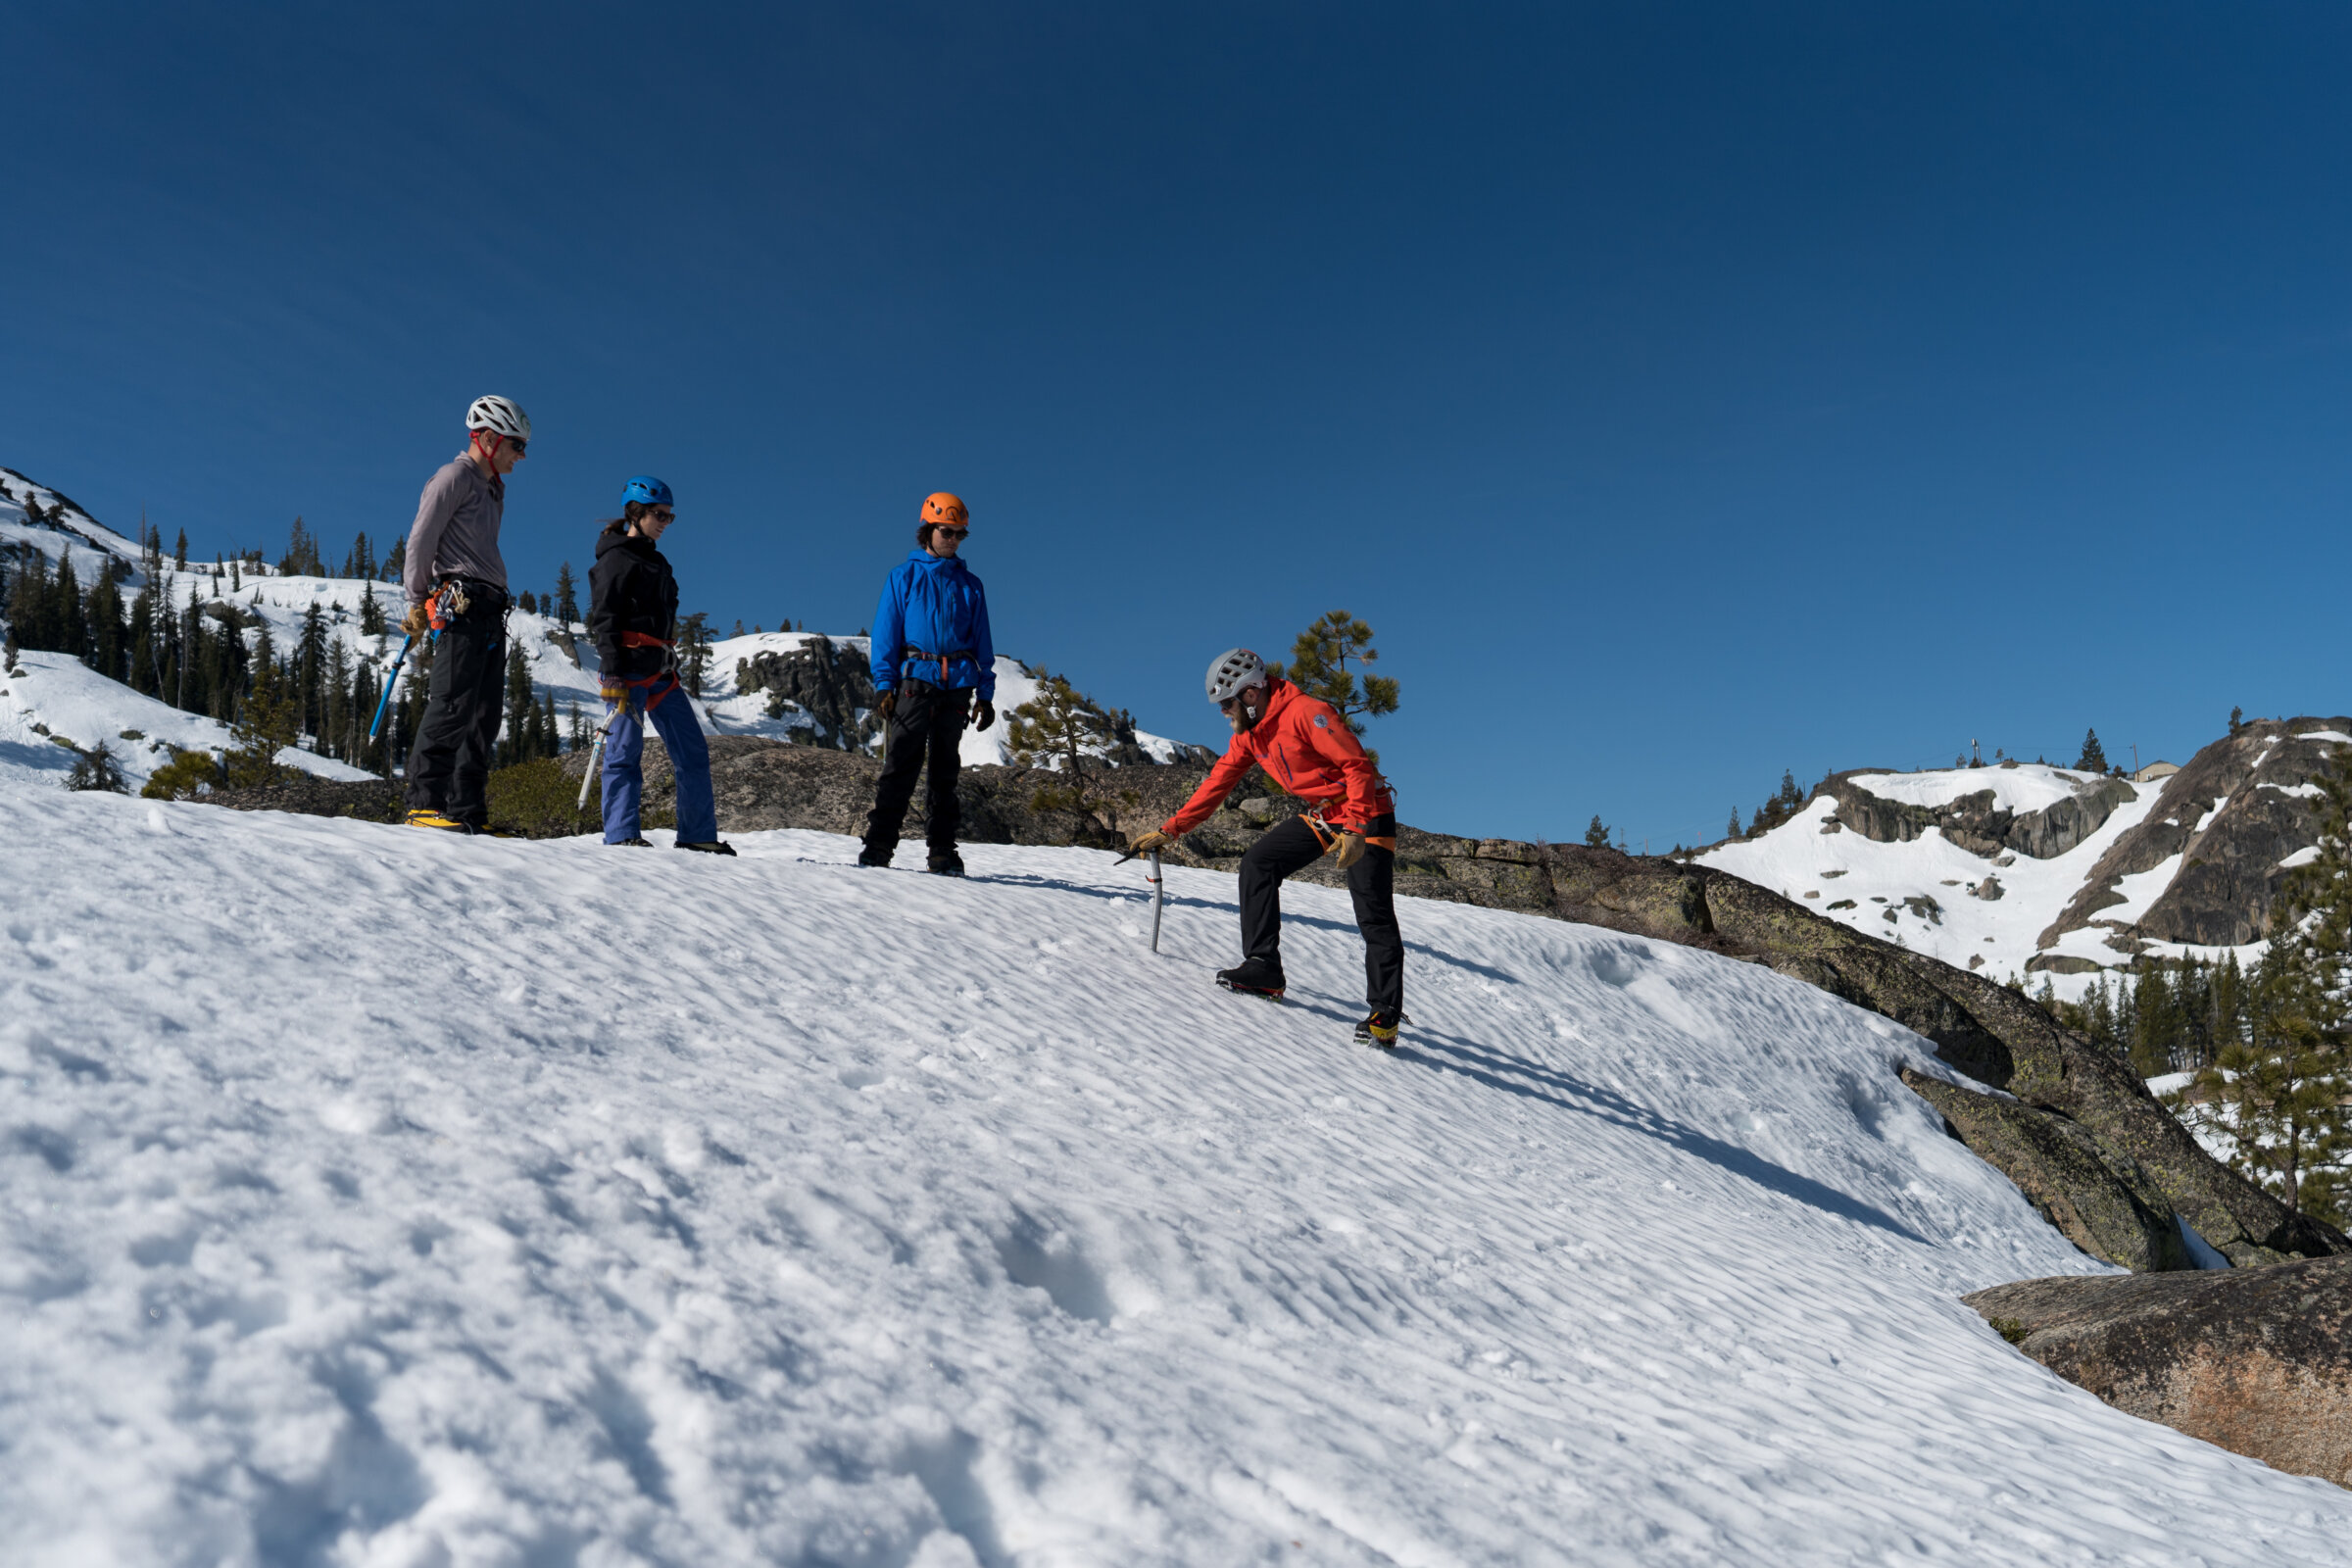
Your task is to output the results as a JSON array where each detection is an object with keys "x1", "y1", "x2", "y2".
[
  {"x1": 367, "y1": 633, "x2": 415, "y2": 747},
  {"x1": 1113, "y1": 843, "x2": 1166, "y2": 953},
  {"x1": 576, "y1": 706, "x2": 621, "y2": 811}
]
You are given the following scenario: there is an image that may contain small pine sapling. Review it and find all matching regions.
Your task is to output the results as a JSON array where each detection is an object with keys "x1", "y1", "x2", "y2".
[
  {"x1": 1584, "y1": 814, "x2": 1611, "y2": 849},
  {"x1": 64, "y1": 741, "x2": 128, "y2": 794},
  {"x1": 223, "y1": 661, "x2": 300, "y2": 788}
]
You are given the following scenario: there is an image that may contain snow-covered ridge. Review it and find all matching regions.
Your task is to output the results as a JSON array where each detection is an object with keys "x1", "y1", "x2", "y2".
[
  {"x1": 3, "y1": 786, "x2": 2342, "y2": 1564},
  {"x1": 1845, "y1": 763, "x2": 2101, "y2": 814}
]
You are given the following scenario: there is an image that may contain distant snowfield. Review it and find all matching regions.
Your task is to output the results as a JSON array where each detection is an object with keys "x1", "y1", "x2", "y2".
[
  {"x1": 0, "y1": 651, "x2": 377, "y2": 791},
  {"x1": 4, "y1": 786, "x2": 2344, "y2": 1567},
  {"x1": 1845, "y1": 765, "x2": 2098, "y2": 814},
  {"x1": 1698, "y1": 780, "x2": 2169, "y2": 997}
]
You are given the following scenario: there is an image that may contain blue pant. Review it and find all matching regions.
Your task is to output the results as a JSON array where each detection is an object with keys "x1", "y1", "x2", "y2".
[{"x1": 602, "y1": 681, "x2": 716, "y2": 844}]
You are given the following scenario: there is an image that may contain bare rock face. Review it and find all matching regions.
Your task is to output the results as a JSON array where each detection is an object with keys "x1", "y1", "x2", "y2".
[
  {"x1": 1902, "y1": 1069, "x2": 2188, "y2": 1272},
  {"x1": 1823, "y1": 769, "x2": 2136, "y2": 862},
  {"x1": 732, "y1": 638, "x2": 881, "y2": 749},
  {"x1": 1965, "y1": 1259, "x2": 2352, "y2": 1487},
  {"x1": 2038, "y1": 718, "x2": 2352, "y2": 953}
]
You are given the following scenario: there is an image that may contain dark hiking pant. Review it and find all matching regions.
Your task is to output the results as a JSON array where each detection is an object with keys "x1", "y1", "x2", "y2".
[
  {"x1": 863, "y1": 679, "x2": 970, "y2": 858},
  {"x1": 404, "y1": 590, "x2": 507, "y2": 828},
  {"x1": 1241, "y1": 812, "x2": 1404, "y2": 1011}
]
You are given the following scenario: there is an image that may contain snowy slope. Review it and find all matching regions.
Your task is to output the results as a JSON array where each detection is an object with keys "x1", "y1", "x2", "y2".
[
  {"x1": 0, "y1": 466, "x2": 138, "y2": 585},
  {"x1": 1697, "y1": 774, "x2": 2164, "y2": 998},
  {"x1": 4, "y1": 786, "x2": 2345, "y2": 1566},
  {"x1": 0, "y1": 650, "x2": 376, "y2": 791}
]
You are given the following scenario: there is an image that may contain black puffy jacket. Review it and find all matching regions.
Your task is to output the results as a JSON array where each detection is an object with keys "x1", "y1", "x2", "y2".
[{"x1": 587, "y1": 524, "x2": 678, "y2": 680}]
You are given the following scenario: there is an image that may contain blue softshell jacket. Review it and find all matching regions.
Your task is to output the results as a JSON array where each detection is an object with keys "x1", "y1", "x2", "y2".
[{"x1": 869, "y1": 551, "x2": 996, "y2": 699}]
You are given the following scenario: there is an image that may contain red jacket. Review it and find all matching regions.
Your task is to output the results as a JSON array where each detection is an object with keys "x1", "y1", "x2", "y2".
[{"x1": 1163, "y1": 679, "x2": 1395, "y2": 836}]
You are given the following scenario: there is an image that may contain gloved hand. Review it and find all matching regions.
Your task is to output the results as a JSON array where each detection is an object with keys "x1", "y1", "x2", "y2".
[
  {"x1": 1128, "y1": 828, "x2": 1175, "y2": 855},
  {"x1": 876, "y1": 690, "x2": 898, "y2": 722},
  {"x1": 401, "y1": 602, "x2": 430, "y2": 636},
  {"x1": 1334, "y1": 832, "x2": 1367, "y2": 870},
  {"x1": 973, "y1": 698, "x2": 995, "y2": 732},
  {"x1": 600, "y1": 679, "x2": 631, "y2": 710}
]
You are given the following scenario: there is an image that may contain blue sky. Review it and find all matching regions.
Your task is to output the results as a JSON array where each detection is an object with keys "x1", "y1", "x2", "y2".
[{"x1": 6, "y1": 3, "x2": 2350, "y2": 845}]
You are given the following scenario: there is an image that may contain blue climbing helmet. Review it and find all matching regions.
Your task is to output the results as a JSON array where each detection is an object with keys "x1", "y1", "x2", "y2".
[{"x1": 621, "y1": 474, "x2": 673, "y2": 509}]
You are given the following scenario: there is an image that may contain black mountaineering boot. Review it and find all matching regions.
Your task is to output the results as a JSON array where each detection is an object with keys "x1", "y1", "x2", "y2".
[
  {"x1": 1215, "y1": 957, "x2": 1287, "y2": 1000},
  {"x1": 678, "y1": 841, "x2": 737, "y2": 857},
  {"x1": 927, "y1": 850, "x2": 965, "y2": 877},
  {"x1": 857, "y1": 845, "x2": 893, "y2": 868},
  {"x1": 1353, "y1": 1008, "x2": 1406, "y2": 1049},
  {"x1": 610, "y1": 836, "x2": 654, "y2": 848}
]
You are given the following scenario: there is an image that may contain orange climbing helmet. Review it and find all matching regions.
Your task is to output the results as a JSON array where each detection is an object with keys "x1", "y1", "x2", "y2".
[{"x1": 920, "y1": 492, "x2": 969, "y2": 528}]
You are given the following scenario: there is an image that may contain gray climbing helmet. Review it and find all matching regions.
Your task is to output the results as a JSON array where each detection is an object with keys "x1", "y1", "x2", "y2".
[{"x1": 1204, "y1": 647, "x2": 1269, "y2": 705}]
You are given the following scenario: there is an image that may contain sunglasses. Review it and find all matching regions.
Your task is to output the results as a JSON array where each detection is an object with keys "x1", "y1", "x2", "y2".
[
  {"x1": 934, "y1": 526, "x2": 969, "y2": 540},
  {"x1": 649, "y1": 508, "x2": 675, "y2": 523}
]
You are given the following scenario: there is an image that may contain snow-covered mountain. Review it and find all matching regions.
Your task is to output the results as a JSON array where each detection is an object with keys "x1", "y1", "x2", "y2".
[
  {"x1": 0, "y1": 466, "x2": 1198, "y2": 792},
  {"x1": 1699, "y1": 729, "x2": 2350, "y2": 1002},
  {"x1": 5, "y1": 787, "x2": 2346, "y2": 1565}
]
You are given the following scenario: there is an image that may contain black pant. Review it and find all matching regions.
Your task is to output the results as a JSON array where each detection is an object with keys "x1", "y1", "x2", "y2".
[
  {"x1": 863, "y1": 680, "x2": 970, "y2": 857},
  {"x1": 1241, "y1": 813, "x2": 1404, "y2": 1011},
  {"x1": 404, "y1": 597, "x2": 506, "y2": 827}
]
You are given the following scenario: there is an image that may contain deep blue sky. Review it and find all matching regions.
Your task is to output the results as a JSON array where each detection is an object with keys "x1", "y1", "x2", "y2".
[{"x1": 7, "y1": 3, "x2": 2350, "y2": 845}]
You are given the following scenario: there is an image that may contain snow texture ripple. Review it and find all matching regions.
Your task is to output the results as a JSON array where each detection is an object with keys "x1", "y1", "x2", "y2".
[{"x1": 2, "y1": 788, "x2": 2346, "y2": 1566}]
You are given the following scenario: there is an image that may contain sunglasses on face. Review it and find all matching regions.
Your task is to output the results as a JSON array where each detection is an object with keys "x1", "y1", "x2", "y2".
[
  {"x1": 935, "y1": 526, "x2": 969, "y2": 540},
  {"x1": 649, "y1": 508, "x2": 675, "y2": 523}
]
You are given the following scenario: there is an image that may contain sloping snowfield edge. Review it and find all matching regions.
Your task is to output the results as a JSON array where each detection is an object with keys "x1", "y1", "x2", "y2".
[{"x1": 3, "y1": 786, "x2": 2346, "y2": 1567}]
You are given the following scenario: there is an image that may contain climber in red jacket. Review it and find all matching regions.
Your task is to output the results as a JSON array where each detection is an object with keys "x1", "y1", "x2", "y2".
[{"x1": 1128, "y1": 647, "x2": 1404, "y2": 1047}]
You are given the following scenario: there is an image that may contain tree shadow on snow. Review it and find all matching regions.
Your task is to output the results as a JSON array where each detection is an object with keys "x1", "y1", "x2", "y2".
[{"x1": 1400, "y1": 1031, "x2": 1929, "y2": 1246}]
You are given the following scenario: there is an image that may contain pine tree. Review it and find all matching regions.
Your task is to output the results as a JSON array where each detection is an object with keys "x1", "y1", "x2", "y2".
[
  {"x1": 1584, "y1": 814, "x2": 1611, "y2": 848},
  {"x1": 223, "y1": 658, "x2": 298, "y2": 788},
  {"x1": 555, "y1": 561, "x2": 578, "y2": 627},
  {"x1": 323, "y1": 637, "x2": 354, "y2": 760},
  {"x1": 1006, "y1": 673, "x2": 1136, "y2": 845},
  {"x1": 51, "y1": 556, "x2": 85, "y2": 658},
  {"x1": 63, "y1": 741, "x2": 128, "y2": 794},
  {"x1": 498, "y1": 645, "x2": 535, "y2": 766},
  {"x1": 2229, "y1": 706, "x2": 2244, "y2": 738},
  {"x1": 677, "y1": 612, "x2": 713, "y2": 697},
  {"x1": 1275, "y1": 610, "x2": 1399, "y2": 737},
  {"x1": 2, "y1": 623, "x2": 19, "y2": 672},
  {"x1": 1727, "y1": 808, "x2": 1742, "y2": 839},
  {"x1": 89, "y1": 569, "x2": 129, "y2": 679},
  {"x1": 2075, "y1": 728, "x2": 2108, "y2": 773},
  {"x1": 296, "y1": 602, "x2": 328, "y2": 741},
  {"x1": 381, "y1": 537, "x2": 406, "y2": 583},
  {"x1": 172, "y1": 528, "x2": 187, "y2": 569}
]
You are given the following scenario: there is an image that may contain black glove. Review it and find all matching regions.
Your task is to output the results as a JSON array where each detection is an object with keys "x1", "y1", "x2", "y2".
[
  {"x1": 876, "y1": 690, "x2": 898, "y2": 722},
  {"x1": 974, "y1": 698, "x2": 995, "y2": 732}
]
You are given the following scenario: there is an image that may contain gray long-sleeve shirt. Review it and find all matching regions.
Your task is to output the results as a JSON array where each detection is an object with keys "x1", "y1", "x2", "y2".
[{"x1": 403, "y1": 455, "x2": 507, "y2": 605}]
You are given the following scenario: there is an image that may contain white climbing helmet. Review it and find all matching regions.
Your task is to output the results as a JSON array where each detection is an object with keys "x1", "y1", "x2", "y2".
[
  {"x1": 465, "y1": 395, "x2": 532, "y2": 441},
  {"x1": 1204, "y1": 647, "x2": 1269, "y2": 705}
]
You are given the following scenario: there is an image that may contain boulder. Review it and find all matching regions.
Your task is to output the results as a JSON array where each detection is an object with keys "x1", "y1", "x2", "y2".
[
  {"x1": 1965, "y1": 1258, "x2": 2352, "y2": 1487},
  {"x1": 1902, "y1": 1070, "x2": 2187, "y2": 1272}
]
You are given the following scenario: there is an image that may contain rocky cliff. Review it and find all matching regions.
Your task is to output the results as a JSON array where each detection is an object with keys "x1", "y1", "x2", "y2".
[{"x1": 2038, "y1": 717, "x2": 2352, "y2": 954}]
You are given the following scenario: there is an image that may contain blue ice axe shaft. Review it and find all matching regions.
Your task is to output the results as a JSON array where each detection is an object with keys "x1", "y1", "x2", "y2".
[{"x1": 368, "y1": 633, "x2": 416, "y2": 743}]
